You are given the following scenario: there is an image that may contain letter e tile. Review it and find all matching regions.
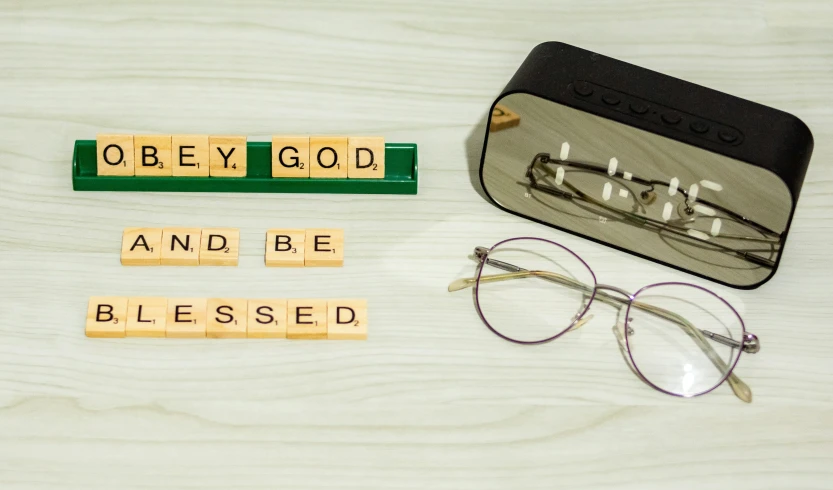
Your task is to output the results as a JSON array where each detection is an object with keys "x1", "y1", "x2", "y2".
[
  {"x1": 304, "y1": 229, "x2": 343, "y2": 267},
  {"x1": 287, "y1": 299, "x2": 327, "y2": 339}
]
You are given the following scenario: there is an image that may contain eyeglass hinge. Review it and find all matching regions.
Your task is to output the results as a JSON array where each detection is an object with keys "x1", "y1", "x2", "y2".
[
  {"x1": 742, "y1": 333, "x2": 760, "y2": 354},
  {"x1": 474, "y1": 246, "x2": 490, "y2": 261}
]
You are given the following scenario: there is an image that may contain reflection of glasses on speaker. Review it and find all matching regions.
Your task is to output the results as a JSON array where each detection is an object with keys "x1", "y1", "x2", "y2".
[
  {"x1": 524, "y1": 152, "x2": 782, "y2": 268},
  {"x1": 448, "y1": 237, "x2": 760, "y2": 402}
]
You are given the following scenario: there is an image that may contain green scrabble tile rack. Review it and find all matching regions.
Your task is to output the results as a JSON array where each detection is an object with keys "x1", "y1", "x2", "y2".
[{"x1": 72, "y1": 140, "x2": 418, "y2": 195}]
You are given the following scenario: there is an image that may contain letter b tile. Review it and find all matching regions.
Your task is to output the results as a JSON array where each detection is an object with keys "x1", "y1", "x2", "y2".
[
  {"x1": 265, "y1": 229, "x2": 305, "y2": 267},
  {"x1": 86, "y1": 297, "x2": 128, "y2": 338}
]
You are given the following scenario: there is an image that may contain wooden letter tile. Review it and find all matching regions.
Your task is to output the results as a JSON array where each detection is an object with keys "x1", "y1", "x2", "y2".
[
  {"x1": 309, "y1": 136, "x2": 348, "y2": 178},
  {"x1": 272, "y1": 136, "x2": 310, "y2": 178},
  {"x1": 199, "y1": 228, "x2": 239, "y2": 266},
  {"x1": 160, "y1": 228, "x2": 202, "y2": 266},
  {"x1": 86, "y1": 296, "x2": 128, "y2": 338},
  {"x1": 247, "y1": 299, "x2": 288, "y2": 338},
  {"x1": 265, "y1": 229, "x2": 305, "y2": 267},
  {"x1": 96, "y1": 134, "x2": 135, "y2": 176},
  {"x1": 287, "y1": 299, "x2": 327, "y2": 339},
  {"x1": 489, "y1": 104, "x2": 521, "y2": 132},
  {"x1": 133, "y1": 135, "x2": 172, "y2": 176},
  {"x1": 206, "y1": 298, "x2": 247, "y2": 338},
  {"x1": 347, "y1": 137, "x2": 385, "y2": 179},
  {"x1": 126, "y1": 297, "x2": 167, "y2": 337},
  {"x1": 304, "y1": 229, "x2": 344, "y2": 267},
  {"x1": 172, "y1": 135, "x2": 209, "y2": 177},
  {"x1": 121, "y1": 227, "x2": 162, "y2": 266},
  {"x1": 209, "y1": 135, "x2": 247, "y2": 177},
  {"x1": 166, "y1": 298, "x2": 207, "y2": 338},
  {"x1": 327, "y1": 299, "x2": 368, "y2": 340}
]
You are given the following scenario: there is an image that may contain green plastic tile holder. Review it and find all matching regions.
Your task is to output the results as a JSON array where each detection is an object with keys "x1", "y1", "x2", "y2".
[{"x1": 72, "y1": 140, "x2": 418, "y2": 194}]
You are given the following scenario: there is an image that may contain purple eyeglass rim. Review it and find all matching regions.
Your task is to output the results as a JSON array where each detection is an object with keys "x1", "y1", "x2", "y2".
[
  {"x1": 624, "y1": 281, "x2": 746, "y2": 399},
  {"x1": 473, "y1": 237, "x2": 599, "y2": 345},
  {"x1": 472, "y1": 237, "x2": 747, "y2": 399}
]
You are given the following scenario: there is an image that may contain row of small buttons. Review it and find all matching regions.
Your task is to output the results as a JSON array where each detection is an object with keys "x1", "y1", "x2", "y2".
[{"x1": 570, "y1": 81, "x2": 742, "y2": 145}]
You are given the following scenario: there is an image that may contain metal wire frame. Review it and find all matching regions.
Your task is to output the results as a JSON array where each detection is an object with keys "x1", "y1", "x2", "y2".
[
  {"x1": 524, "y1": 152, "x2": 781, "y2": 268},
  {"x1": 448, "y1": 238, "x2": 760, "y2": 403}
]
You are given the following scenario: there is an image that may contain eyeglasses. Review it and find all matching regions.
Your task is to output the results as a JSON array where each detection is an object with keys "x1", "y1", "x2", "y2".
[
  {"x1": 525, "y1": 152, "x2": 781, "y2": 269},
  {"x1": 448, "y1": 237, "x2": 760, "y2": 402}
]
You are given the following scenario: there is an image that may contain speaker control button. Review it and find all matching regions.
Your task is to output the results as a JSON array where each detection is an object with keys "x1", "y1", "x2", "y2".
[{"x1": 662, "y1": 112, "x2": 682, "y2": 125}]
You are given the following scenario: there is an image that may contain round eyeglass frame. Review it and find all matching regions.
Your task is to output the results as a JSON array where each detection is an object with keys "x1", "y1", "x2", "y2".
[{"x1": 471, "y1": 236, "x2": 747, "y2": 399}]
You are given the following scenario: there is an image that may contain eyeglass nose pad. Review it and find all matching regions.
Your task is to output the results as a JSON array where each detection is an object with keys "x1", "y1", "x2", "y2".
[
  {"x1": 612, "y1": 322, "x2": 642, "y2": 379},
  {"x1": 568, "y1": 314, "x2": 593, "y2": 332},
  {"x1": 639, "y1": 190, "x2": 657, "y2": 205}
]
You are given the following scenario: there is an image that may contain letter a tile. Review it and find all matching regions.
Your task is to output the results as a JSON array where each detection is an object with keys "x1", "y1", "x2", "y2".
[{"x1": 121, "y1": 227, "x2": 163, "y2": 266}]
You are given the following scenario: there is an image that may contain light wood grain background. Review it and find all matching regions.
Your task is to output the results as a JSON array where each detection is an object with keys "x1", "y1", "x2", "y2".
[{"x1": 1, "y1": 1, "x2": 832, "y2": 488}]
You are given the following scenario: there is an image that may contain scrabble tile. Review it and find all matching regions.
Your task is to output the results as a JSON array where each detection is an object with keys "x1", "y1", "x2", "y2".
[
  {"x1": 304, "y1": 229, "x2": 344, "y2": 267},
  {"x1": 265, "y1": 229, "x2": 305, "y2": 267},
  {"x1": 166, "y1": 298, "x2": 207, "y2": 338},
  {"x1": 309, "y1": 136, "x2": 348, "y2": 178},
  {"x1": 247, "y1": 299, "x2": 288, "y2": 338},
  {"x1": 172, "y1": 134, "x2": 209, "y2": 177},
  {"x1": 489, "y1": 104, "x2": 521, "y2": 132},
  {"x1": 347, "y1": 137, "x2": 385, "y2": 179},
  {"x1": 327, "y1": 299, "x2": 368, "y2": 340},
  {"x1": 96, "y1": 134, "x2": 135, "y2": 176},
  {"x1": 287, "y1": 299, "x2": 327, "y2": 339},
  {"x1": 272, "y1": 136, "x2": 310, "y2": 178},
  {"x1": 121, "y1": 227, "x2": 162, "y2": 266},
  {"x1": 206, "y1": 298, "x2": 247, "y2": 338},
  {"x1": 126, "y1": 297, "x2": 167, "y2": 337},
  {"x1": 209, "y1": 135, "x2": 247, "y2": 177},
  {"x1": 133, "y1": 135, "x2": 172, "y2": 176},
  {"x1": 199, "y1": 228, "x2": 239, "y2": 266},
  {"x1": 160, "y1": 228, "x2": 202, "y2": 266},
  {"x1": 86, "y1": 296, "x2": 128, "y2": 338}
]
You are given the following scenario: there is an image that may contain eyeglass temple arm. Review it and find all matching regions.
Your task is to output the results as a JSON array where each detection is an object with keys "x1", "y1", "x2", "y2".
[{"x1": 448, "y1": 254, "x2": 754, "y2": 402}]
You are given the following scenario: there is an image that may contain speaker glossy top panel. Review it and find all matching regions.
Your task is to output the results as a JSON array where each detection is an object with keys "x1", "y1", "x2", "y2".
[{"x1": 481, "y1": 93, "x2": 792, "y2": 287}]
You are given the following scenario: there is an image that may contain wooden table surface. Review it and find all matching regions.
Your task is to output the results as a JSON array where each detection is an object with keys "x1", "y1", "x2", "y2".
[{"x1": 1, "y1": 1, "x2": 831, "y2": 488}]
